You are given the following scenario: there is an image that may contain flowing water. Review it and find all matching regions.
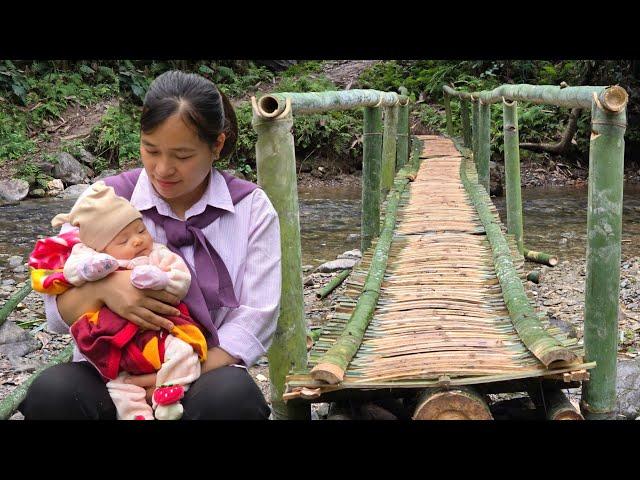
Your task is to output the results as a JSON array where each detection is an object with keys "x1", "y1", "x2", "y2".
[{"x1": 1, "y1": 183, "x2": 639, "y2": 273}]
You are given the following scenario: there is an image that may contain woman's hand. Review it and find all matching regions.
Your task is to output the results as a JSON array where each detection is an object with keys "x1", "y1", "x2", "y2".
[{"x1": 98, "y1": 270, "x2": 181, "y2": 331}]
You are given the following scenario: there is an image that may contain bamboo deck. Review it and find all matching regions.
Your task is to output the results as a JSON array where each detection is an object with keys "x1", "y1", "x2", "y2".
[{"x1": 285, "y1": 136, "x2": 593, "y2": 399}]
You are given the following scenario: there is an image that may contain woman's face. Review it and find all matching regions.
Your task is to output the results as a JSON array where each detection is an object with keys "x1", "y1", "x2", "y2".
[{"x1": 140, "y1": 113, "x2": 225, "y2": 208}]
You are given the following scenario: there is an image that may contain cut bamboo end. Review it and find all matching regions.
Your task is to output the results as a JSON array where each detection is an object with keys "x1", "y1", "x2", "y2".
[
  {"x1": 541, "y1": 350, "x2": 579, "y2": 368},
  {"x1": 257, "y1": 94, "x2": 286, "y2": 118},
  {"x1": 413, "y1": 387, "x2": 493, "y2": 420},
  {"x1": 600, "y1": 85, "x2": 629, "y2": 113},
  {"x1": 311, "y1": 363, "x2": 345, "y2": 385}
]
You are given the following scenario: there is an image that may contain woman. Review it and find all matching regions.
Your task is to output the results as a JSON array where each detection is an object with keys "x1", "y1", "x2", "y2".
[{"x1": 19, "y1": 70, "x2": 280, "y2": 420}]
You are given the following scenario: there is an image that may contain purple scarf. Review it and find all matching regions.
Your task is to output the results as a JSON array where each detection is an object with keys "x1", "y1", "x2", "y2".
[{"x1": 103, "y1": 168, "x2": 258, "y2": 347}]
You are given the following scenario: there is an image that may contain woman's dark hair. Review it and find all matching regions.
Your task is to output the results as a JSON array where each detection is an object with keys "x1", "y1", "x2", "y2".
[{"x1": 140, "y1": 70, "x2": 237, "y2": 159}]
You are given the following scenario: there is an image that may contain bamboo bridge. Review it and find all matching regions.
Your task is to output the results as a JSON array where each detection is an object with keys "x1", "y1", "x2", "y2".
[{"x1": 0, "y1": 82, "x2": 629, "y2": 421}]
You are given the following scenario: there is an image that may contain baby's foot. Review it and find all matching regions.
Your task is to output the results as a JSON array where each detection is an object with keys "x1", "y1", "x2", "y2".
[{"x1": 78, "y1": 253, "x2": 119, "y2": 281}]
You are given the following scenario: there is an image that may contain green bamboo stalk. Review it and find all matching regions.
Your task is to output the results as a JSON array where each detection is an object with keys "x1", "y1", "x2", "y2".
[
  {"x1": 527, "y1": 270, "x2": 541, "y2": 284},
  {"x1": 381, "y1": 104, "x2": 399, "y2": 195},
  {"x1": 311, "y1": 165, "x2": 418, "y2": 384},
  {"x1": 443, "y1": 91, "x2": 454, "y2": 136},
  {"x1": 523, "y1": 248, "x2": 558, "y2": 267},
  {"x1": 582, "y1": 96, "x2": 626, "y2": 419},
  {"x1": 0, "y1": 283, "x2": 32, "y2": 327},
  {"x1": 253, "y1": 102, "x2": 310, "y2": 420},
  {"x1": 472, "y1": 99, "x2": 480, "y2": 169},
  {"x1": 445, "y1": 84, "x2": 628, "y2": 111},
  {"x1": 503, "y1": 99, "x2": 524, "y2": 254},
  {"x1": 316, "y1": 269, "x2": 352, "y2": 299},
  {"x1": 460, "y1": 99, "x2": 472, "y2": 148},
  {"x1": 411, "y1": 136, "x2": 423, "y2": 170},
  {"x1": 477, "y1": 101, "x2": 491, "y2": 192},
  {"x1": 460, "y1": 159, "x2": 577, "y2": 367},
  {"x1": 362, "y1": 106, "x2": 383, "y2": 252},
  {"x1": 396, "y1": 103, "x2": 409, "y2": 170},
  {"x1": 256, "y1": 90, "x2": 408, "y2": 116},
  {"x1": 0, "y1": 343, "x2": 74, "y2": 420}
]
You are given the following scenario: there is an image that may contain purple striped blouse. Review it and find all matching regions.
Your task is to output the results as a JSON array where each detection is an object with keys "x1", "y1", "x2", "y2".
[{"x1": 44, "y1": 168, "x2": 281, "y2": 367}]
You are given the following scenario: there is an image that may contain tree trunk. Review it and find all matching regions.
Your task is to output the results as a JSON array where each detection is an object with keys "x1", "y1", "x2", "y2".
[{"x1": 520, "y1": 108, "x2": 582, "y2": 154}]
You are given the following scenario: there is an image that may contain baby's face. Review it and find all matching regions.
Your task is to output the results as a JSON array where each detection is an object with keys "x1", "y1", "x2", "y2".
[{"x1": 102, "y1": 219, "x2": 154, "y2": 260}]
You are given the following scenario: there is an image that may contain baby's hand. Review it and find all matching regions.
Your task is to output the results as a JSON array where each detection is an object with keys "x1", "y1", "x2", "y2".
[
  {"x1": 121, "y1": 256, "x2": 151, "y2": 270},
  {"x1": 78, "y1": 253, "x2": 119, "y2": 282},
  {"x1": 130, "y1": 264, "x2": 169, "y2": 290}
]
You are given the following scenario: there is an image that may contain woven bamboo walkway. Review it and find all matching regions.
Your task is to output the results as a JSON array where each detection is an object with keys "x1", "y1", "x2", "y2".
[{"x1": 284, "y1": 136, "x2": 593, "y2": 399}]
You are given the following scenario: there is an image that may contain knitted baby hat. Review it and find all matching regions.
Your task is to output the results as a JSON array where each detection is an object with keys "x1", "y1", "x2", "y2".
[{"x1": 51, "y1": 181, "x2": 142, "y2": 252}]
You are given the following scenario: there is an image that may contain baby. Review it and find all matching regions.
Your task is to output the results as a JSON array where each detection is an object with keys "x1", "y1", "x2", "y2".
[{"x1": 35, "y1": 181, "x2": 207, "y2": 420}]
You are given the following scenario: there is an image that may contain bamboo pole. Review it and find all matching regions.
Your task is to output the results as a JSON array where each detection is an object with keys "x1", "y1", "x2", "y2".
[
  {"x1": 316, "y1": 269, "x2": 351, "y2": 299},
  {"x1": 477, "y1": 100, "x2": 491, "y2": 192},
  {"x1": 311, "y1": 165, "x2": 417, "y2": 384},
  {"x1": 396, "y1": 103, "x2": 409, "y2": 170},
  {"x1": 256, "y1": 90, "x2": 408, "y2": 116},
  {"x1": 443, "y1": 91, "x2": 454, "y2": 136},
  {"x1": 0, "y1": 283, "x2": 32, "y2": 327},
  {"x1": 523, "y1": 248, "x2": 558, "y2": 267},
  {"x1": 460, "y1": 159, "x2": 578, "y2": 367},
  {"x1": 472, "y1": 99, "x2": 479, "y2": 170},
  {"x1": 582, "y1": 94, "x2": 627, "y2": 419},
  {"x1": 0, "y1": 343, "x2": 74, "y2": 420},
  {"x1": 503, "y1": 99, "x2": 524, "y2": 254},
  {"x1": 445, "y1": 84, "x2": 628, "y2": 111},
  {"x1": 460, "y1": 99, "x2": 472, "y2": 148},
  {"x1": 527, "y1": 270, "x2": 541, "y2": 284},
  {"x1": 252, "y1": 98, "x2": 310, "y2": 420},
  {"x1": 413, "y1": 386, "x2": 493, "y2": 420},
  {"x1": 381, "y1": 104, "x2": 399, "y2": 195},
  {"x1": 362, "y1": 106, "x2": 383, "y2": 252}
]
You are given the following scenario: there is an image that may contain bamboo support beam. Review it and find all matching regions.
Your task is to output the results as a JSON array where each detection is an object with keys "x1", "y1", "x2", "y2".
[
  {"x1": 444, "y1": 91, "x2": 454, "y2": 136},
  {"x1": 582, "y1": 94, "x2": 627, "y2": 419},
  {"x1": 256, "y1": 89, "x2": 408, "y2": 116},
  {"x1": 362, "y1": 106, "x2": 383, "y2": 252},
  {"x1": 252, "y1": 98, "x2": 309, "y2": 420},
  {"x1": 460, "y1": 159, "x2": 578, "y2": 367},
  {"x1": 477, "y1": 101, "x2": 491, "y2": 192},
  {"x1": 396, "y1": 103, "x2": 409, "y2": 170},
  {"x1": 503, "y1": 99, "x2": 524, "y2": 254},
  {"x1": 311, "y1": 165, "x2": 418, "y2": 384},
  {"x1": 381, "y1": 104, "x2": 399, "y2": 194},
  {"x1": 460, "y1": 99, "x2": 472, "y2": 148},
  {"x1": 444, "y1": 84, "x2": 628, "y2": 111},
  {"x1": 472, "y1": 99, "x2": 479, "y2": 168},
  {"x1": 413, "y1": 386, "x2": 493, "y2": 420}
]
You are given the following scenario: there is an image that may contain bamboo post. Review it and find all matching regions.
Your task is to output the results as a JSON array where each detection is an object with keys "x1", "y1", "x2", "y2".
[
  {"x1": 582, "y1": 90, "x2": 628, "y2": 419},
  {"x1": 477, "y1": 100, "x2": 491, "y2": 192},
  {"x1": 460, "y1": 98, "x2": 472, "y2": 148},
  {"x1": 471, "y1": 98, "x2": 479, "y2": 169},
  {"x1": 413, "y1": 387, "x2": 493, "y2": 420},
  {"x1": 252, "y1": 98, "x2": 310, "y2": 420},
  {"x1": 381, "y1": 103, "x2": 399, "y2": 195},
  {"x1": 396, "y1": 101, "x2": 409, "y2": 170},
  {"x1": 443, "y1": 91, "x2": 454, "y2": 137},
  {"x1": 362, "y1": 106, "x2": 383, "y2": 252},
  {"x1": 503, "y1": 99, "x2": 524, "y2": 254}
]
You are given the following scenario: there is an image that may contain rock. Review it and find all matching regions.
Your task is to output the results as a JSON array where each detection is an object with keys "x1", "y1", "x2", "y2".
[
  {"x1": 548, "y1": 316, "x2": 578, "y2": 339},
  {"x1": 223, "y1": 169, "x2": 246, "y2": 181},
  {"x1": 0, "y1": 320, "x2": 41, "y2": 358},
  {"x1": 53, "y1": 152, "x2": 91, "y2": 185},
  {"x1": 93, "y1": 169, "x2": 118, "y2": 181},
  {"x1": 616, "y1": 358, "x2": 640, "y2": 419},
  {"x1": 303, "y1": 275, "x2": 316, "y2": 287},
  {"x1": 12, "y1": 265, "x2": 27, "y2": 274},
  {"x1": 256, "y1": 374, "x2": 267, "y2": 382},
  {"x1": 46, "y1": 179, "x2": 65, "y2": 195},
  {"x1": 338, "y1": 249, "x2": 362, "y2": 260},
  {"x1": 2, "y1": 279, "x2": 16, "y2": 286},
  {"x1": 60, "y1": 184, "x2": 90, "y2": 199},
  {"x1": 311, "y1": 168, "x2": 325, "y2": 178},
  {"x1": 302, "y1": 265, "x2": 313, "y2": 272},
  {"x1": 315, "y1": 403, "x2": 330, "y2": 418},
  {"x1": 7, "y1": 255, "x2": 23, "y2": 268},
  {"x1": 77, "y1": 147, "x2": 97, "y2": 166},
  {"x1": 316, "y1": 258, "x2": 358, "y2": 273},
  {"x1": 29, "y1": 188, "x2": 46, "y2": 198},
  {"x1": 0, "y1": 179, "x2": 30, "y2": 201},
  {"x1": 346, "y1": 233, "x2": 360, "y2": 242}
]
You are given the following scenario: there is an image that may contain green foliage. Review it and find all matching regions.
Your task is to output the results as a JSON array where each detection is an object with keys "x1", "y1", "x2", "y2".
[
  {"x1": 0, "y1": 110, "x2": 37, "y2": 160},
  {"x1": 280, "y1": 61, "x2": 323, "y2": 78},
  {"x1": 87, "y1": 104, "x2": 141, "y2": 167},
  {"x1": 15, "y1": 161, "x2": 52, "y2": 188}
]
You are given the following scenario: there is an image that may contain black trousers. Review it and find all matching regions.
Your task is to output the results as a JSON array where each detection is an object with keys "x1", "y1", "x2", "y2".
[{"x1": 19, "y1": 361, "x2": 271, "y2": 420}]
